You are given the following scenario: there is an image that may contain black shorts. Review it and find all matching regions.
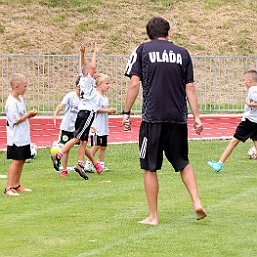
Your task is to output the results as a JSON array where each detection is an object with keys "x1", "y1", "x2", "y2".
[
  {"x1": 59, "y1": 130, "x2": 74, "y2": 144},
  {"x1": 90, "y1": 134, "x2": 108, "y2": 147},
  {"x1": 7, "y1": 144, "x2": 31, "y2": 160},
  {"x1": 139, "y1": 122, "x2": 189, "y2": 172},
  {"x1": 234, "y1": 118, "x2": 257, "y2": 142},
  {"x1": 74, "y1": 110, "x2": 95, "y2": 141}
]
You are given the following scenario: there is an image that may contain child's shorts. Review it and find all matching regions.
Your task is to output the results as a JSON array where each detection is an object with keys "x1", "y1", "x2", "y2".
[
  {"x1": 90, "y1": 134, "x2": 108, "y2": 147},
  {"x1": 59, "y1": 130, "x2": 74, "y2": 144},
  {"x1": 74, "y1": 110, "x2": 95, "y2": 141},
  {"x1": 7, "y1": 144, "x2": 31, "y2": 160}
]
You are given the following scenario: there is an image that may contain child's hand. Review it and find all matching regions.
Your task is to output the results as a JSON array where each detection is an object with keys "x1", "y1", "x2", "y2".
[
  {"x1": 90, "y1": 127, "x2": 96, "y2": 133},
  {"x1": 53, "y1": 114, "x2": 57, "y2": 126},
  {"x1": 108, "y1": 108, "x2": 116, "y2": 114},
  {"x1": 80, "y1": 43, "x2": 86, "y2": 53},
  {"x1": 28, "y1": 109, "x2": 38, "y2": 118},
  {"x1": 94, "y1": 43, "x2": 99, "y2": 53}
]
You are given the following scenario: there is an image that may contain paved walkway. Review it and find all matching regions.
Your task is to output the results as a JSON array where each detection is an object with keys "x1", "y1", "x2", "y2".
[{"x1": 0, "y1": 115, "x2": 241, "y2": 150}]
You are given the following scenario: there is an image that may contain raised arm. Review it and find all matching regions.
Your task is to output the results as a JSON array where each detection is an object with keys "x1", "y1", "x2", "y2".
[
  {"x1": 89, "y1": 44, "x2": 99, "y2": 77},
  {"x1": 80, "y1": 43, "x2": 86, "y2": 69}
]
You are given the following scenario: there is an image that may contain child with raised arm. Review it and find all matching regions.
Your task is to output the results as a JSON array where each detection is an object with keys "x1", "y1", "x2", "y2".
[
  {"x1": 85, "y1": 73, "x2": 116, "y2": 172},
  {"x1": 4, "y1": 73, "x2": 37, "y2": 196},
  {"x1": 208, "y1": 69, "x2": 257, "y2": 172},
  {"x1": 51, "y1": 43, "x2": 104, "y2": 178},
  {"x1": 53, "y1": 76, "x2": 87, "y2": 177}
]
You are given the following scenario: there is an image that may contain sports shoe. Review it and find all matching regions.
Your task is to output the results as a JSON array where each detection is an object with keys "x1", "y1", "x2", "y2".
[
  {"x1": 60, "y1": 170, "x2": 68, "y2": 177},
  {"x1": 4, "y1": 188, "x2": 19, "y2": 196},
  {"x1": 208, "y1": 160, "x2": 223, "y2": 172},
  {"x1": 84, "y1": 163, "x2": 94, "y2": 173},
  {"x1": 74, "y1": 164, "x2": 89, "y2": 180},
  {"x1": 51, "y1": 155, "x2": 61, "y2": 171},
  {"x1": 94, "y1": 162, "x2": 104, "y2": 174},
  {"x1": 103, "y1": 167, "x2": 112, "y2": 172}
]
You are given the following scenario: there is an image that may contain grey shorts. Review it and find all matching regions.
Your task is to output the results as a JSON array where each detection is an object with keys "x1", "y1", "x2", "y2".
[{"x1": 139, "y1": 122, "x2": 189, "y2": 172}]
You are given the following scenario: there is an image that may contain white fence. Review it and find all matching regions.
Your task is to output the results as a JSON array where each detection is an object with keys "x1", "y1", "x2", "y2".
[{"x1": 1, "y1": 54, "x2": 257, "y2": 115}]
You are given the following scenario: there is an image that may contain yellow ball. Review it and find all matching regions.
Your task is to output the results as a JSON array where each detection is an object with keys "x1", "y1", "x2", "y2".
[{"x1": 50, "y1": 142, "x2": 64, "y2": 155}]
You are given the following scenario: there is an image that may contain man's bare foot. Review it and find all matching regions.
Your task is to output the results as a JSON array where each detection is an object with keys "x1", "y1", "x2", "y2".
[
  {"x1": 195, "y1": 207, "x2": 207, "y2": 220},
  {"x1": 138, "y1": 217, "x2": 158, "y2": 225}
]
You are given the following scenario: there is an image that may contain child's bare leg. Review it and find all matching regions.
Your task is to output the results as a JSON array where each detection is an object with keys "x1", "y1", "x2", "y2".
[
  {"x1": 7, "y1": 160, "x2": 24, "y2": 189},
  {"x1": 98, "y1": 147, "x2": 106, "y2": 162},
  {"x1": 78, "y1": 141, "x2": 86, "y2": 161},
  {"x1": 61, "y1": 138, "x2": 80, "y2": 154},
  {"x1": 219, "y1": 137, "x2": 240, "y2": 163},
  {"x1": 180, "y1": 164, "x2": 207, "y2": 220},
  {"x1": 85, "y1": 146, "x2": 97, "y2": 164},
  {"x1": 91, "y1": 145, "x2": 100, "y2": 157},
  {"x1": 61, "y1": 151, "x2": 69, "y2": 170}
]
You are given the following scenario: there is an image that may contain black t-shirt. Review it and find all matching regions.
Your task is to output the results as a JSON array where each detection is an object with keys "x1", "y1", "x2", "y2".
[{"x1": 125, "y1": 39, "x2": 194, "y2": 123}]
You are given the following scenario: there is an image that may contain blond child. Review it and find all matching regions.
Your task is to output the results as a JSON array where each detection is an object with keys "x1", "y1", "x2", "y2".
[
  {"x1": 4, "y1": 73, "x2": 37, "y2": 196},
  {"x1": 85, "y1": 74, "x2": 116, "y2": 172}
]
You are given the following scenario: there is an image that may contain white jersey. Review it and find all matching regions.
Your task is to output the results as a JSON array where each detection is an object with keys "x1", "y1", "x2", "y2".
[
  {"x1": 78, "y1": 73, "x2": 98, "y2": 111},
  {"x1": 92, "y1": 92, "x2": 109, "y2": 136},
  {"x1": 243, "y1": 85, "x2": 257, "y2": 123},
  {"x1": 60, "y1": 91, "x2": 80, "y2": 132},
  {"x1": 5, "y1": 95, "x2": 30, "y2": 146}
]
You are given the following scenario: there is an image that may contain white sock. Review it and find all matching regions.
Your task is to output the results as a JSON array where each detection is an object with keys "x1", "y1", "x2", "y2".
[{"x1": 99, "y1": 162, "x2": 104, "y2": 168}]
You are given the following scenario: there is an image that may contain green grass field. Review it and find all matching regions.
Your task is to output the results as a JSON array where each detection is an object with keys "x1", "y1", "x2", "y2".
[{"x1": 0, "y1": 140, "x2": 257, "y2": 257}]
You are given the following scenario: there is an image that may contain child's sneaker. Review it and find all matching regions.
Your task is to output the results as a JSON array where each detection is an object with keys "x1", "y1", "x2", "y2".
[
  {"x1": 51, "y1": 155, "x2": 61, "y2": 171},
  {"x1": 103, "y1": 167, "x2": 112, "y2": 172},
  {"x1": 60, "y1": 170, "x2": 68, "y2": 177},
  {"x1": 74, "y1": 164, "x2": 89, "y2": 180},
  {"x1": 84, "y1": 163, "x2": 94, "y2": 173},
  {"x1": 94, "y1": 162, "x2": 104, "y2": 174},
  {"x1": 4, "y1": 188, "x2": 19, "y2": 196},
  {"x1": 208, "y1": 160, "x2": 223, "y2": 172}
]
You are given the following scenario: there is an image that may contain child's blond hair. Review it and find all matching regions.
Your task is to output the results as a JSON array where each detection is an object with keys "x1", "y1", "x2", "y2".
[
  {"x1": 245, "y1": 69, "x2": 257, "y2": 83},
  {"x1": 96, "y1": 73, "x2": 110, "y2": 87},
  {"x1": 10, "y1": 73, "x2": 26, "y2": 88}
]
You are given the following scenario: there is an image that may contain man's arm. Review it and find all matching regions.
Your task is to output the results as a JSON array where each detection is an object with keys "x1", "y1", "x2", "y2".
[
  {"x1": 186, "y1": 82, "x2": 203, "y2": 135},
  {"x1": 124, "y1": 75, "x2": 140, "y2": 112},
  {"x1": 122, "y1": 75, "x2": 140, "y2": 130}
]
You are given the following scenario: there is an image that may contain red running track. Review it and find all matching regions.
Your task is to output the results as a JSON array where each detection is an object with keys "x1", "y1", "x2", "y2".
[{"x1": 0, "y1": 115, "x2": 241, "y2": 150}]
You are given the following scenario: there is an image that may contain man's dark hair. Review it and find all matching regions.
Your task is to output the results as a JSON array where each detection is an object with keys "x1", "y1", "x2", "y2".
[{"x1": 146, "y1": 17, "x2": 170, "y2": 40}]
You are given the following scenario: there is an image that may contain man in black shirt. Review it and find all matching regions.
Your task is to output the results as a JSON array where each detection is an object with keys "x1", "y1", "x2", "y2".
[{"x1": 123, "y1": 17, "x2": 207, "y2": 225}]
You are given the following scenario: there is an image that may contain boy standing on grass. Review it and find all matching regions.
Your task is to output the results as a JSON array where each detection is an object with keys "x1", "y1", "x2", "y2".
[
  {"x1": 208, "y1": 69, "x2": 257, "y2": 172},
  {"x1": 53, "y1": 76, "x2": 87, "y2": 177},
  {"x1": 51, "y1": 43, "x2": 104, "y2": 178},
  {"x1": 85, "y1": 73, "x2": 116, "y2": 172},
  {"x1": 4, "y1": 73, "x2": 37, "y2": 196}
]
